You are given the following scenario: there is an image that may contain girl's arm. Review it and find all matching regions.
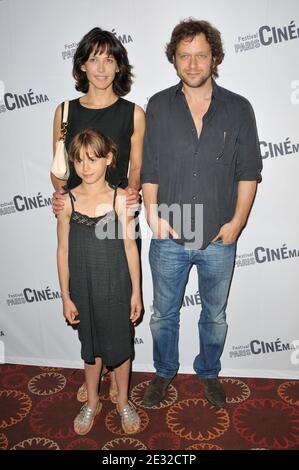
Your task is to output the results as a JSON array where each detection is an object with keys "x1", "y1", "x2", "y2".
[
  {"x1": 116, "y1": 190, "x2": 142, "y2": 323},
  {"x1": 57, "y1": 197, "x2": 80, "y2": 325}
]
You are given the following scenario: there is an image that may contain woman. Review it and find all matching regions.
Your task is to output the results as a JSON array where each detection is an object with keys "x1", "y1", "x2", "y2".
[{"x1": 51, "y1": 27, "x2": 145, "y2": 405}]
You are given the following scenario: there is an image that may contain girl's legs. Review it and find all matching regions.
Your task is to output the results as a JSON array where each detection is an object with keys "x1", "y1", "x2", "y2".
[
  {"x1": 108, "y1": 370, "x2": 118, "y2": 402},
  {"x1": 77, "y1": 365, "x2": 118, "y2": 403},
  {"x1": 74, "y1": 357, "x2": 102, "y2": 435},
  {"x1": 85, "y1": 357, "x2": 102, "y2": 409},
  {"x1": 114, "y1": 358, "x2": 130, "y2": 409},
  {"x1": 114, "y1": 358, "x2": 140, "y2": 434}
]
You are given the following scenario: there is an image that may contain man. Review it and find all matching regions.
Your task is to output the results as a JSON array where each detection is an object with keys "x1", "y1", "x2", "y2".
[{"x1": 141, "y1": 19, "x2": 262, "y2": 408}]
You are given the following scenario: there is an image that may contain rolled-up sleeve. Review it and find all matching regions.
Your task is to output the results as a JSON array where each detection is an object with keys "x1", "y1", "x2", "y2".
[
  {"x1": 235, "y1": 102, "x2": 263, "y2": 183},
  {"x1": 141, "y1": 100, "x2": 160, "y2": 184}
]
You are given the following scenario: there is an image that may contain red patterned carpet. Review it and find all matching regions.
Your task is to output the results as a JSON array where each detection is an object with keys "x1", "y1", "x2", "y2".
[{"x1": 0, "y1": 364, "x2": 299, "y2": 451}]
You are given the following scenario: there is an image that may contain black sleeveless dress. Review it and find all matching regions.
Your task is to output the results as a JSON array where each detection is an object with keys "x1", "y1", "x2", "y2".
[
  {"x1": 68, "y1": 188, "x2": 134, "y2": 366},
  {"x1": 64, "y1": 98, "x2": 135, "y2": 190}
]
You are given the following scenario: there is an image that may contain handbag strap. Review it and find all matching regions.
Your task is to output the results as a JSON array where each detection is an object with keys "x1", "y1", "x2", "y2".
[
  {"x1": 59, "y1": 100, "x2": 69, "y2": 142},
  {"x1": 62, "y1": 100, "x2": 69, "y2": 124}
]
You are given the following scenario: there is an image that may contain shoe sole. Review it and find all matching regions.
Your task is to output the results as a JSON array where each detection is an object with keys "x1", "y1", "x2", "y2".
[
  {"x1": 204, "y1": 395, "x2": 226, "y2": 408},
  {"x1": 142, "y1": 393, "x2": 167, "y2": 407}
]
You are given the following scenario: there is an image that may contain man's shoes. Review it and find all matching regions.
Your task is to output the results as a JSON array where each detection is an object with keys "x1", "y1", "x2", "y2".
[
  {"x1": 201, "y1": 378, "x2": 226, "y2": 408},
  {"x1": 143, "y1": 374, "x2": 173, "y2": 407}
]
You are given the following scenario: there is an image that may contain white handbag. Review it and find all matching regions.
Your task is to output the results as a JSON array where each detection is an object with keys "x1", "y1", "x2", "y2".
[{"x1": 51, "y1": 100, "x2": 70, "y2": 180}]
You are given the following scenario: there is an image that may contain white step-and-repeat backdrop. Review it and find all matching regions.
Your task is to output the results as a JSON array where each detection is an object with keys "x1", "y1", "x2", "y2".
[{"x1": 1, "y1": 0, "x2": 298, "y2": 378}]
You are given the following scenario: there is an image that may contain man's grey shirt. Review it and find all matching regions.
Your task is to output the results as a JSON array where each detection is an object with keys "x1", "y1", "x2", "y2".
[{"x1": 141, "y1": 79, "x2": 262, "y2": 249}]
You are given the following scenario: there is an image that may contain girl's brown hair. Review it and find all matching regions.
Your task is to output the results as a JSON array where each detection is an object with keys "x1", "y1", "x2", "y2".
[{"x1": 68, "y1": 128, "x2": 117, "y2": 168}]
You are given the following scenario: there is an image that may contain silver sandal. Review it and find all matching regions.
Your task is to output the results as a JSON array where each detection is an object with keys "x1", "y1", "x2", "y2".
[
  {"x1": 73, "y1": 401, "x2": 102, "y2": 435},
  {"x1": 117, "y1": 401, "x2": 141, "y2": 434}
]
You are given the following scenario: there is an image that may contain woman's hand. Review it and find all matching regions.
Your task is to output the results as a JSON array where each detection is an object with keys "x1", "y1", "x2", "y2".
[
  {"x1": 125, "y1": 186, "x2": 141, "y2": 215},
  {"x1": 52, "y1": 189, "x2": 67, "y2": 216},
  {"x1": 63, "y1": 298, "x2": 80, "y2": 325}
]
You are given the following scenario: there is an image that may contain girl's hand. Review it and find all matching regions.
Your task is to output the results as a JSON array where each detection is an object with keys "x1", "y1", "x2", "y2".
[
  {"x1": 63, "y1": 299, "x2": 80, "y2": 325},
  {"x1": 130, "y1": 292, "x2": 143, "y2": 324}
]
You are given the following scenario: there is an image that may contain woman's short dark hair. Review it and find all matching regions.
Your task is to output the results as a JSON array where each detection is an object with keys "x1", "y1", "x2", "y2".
[
  {"x1": 165, "y1": 19, "x2": 224, "y2": 78},
  {"x1": 69, "y1": 128, "x2": 117, "y2": 168},
  {"x1": 73, "y1": 27, "x2": 133, "y2": 96}
]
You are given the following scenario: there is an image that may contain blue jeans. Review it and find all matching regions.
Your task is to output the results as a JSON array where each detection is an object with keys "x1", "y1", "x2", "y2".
[{"x1": 149, "y1": 238, "x2": 236, "y2": 379}]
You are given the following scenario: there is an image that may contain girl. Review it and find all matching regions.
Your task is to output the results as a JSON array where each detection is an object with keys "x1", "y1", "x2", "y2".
[
  {"x1": 57, "y1": 128, "x2": 142, "y2": 435},
  {"x1": 51, "y1": 27, "x2": 145, "y2": 403}
]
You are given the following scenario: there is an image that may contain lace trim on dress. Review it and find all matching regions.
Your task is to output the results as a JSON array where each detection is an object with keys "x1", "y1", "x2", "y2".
[{"x1": 71, "y1": 210, "x2": 115, "y2": 227}]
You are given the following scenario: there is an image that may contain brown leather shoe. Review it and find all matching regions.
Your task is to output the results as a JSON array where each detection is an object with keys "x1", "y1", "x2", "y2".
[
  {"x1": 143, "y1": 375, "x2": 173, "y2": 407},
  {"x1": 201, "y1": 378, "x2": 226, "y2": 408}
]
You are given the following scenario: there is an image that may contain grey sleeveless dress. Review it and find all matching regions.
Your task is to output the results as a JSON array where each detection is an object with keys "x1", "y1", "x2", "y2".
[{"x1": 68, "y1": 187, "x2": 134, "y2": 366}]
